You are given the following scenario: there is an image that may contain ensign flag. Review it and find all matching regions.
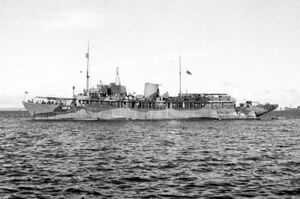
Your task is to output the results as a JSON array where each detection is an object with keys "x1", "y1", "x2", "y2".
[{"x1": 186, "y1": 70, "x2": 192, "y2": 75}]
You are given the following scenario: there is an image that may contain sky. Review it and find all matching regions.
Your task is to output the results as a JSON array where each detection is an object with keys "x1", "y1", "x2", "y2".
[{"x1": 0, "y1": 0, "x2": 300, "y2": 108}]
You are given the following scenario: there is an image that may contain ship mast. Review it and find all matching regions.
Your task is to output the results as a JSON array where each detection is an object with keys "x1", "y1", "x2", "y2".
[
  {"x1": 115, "y1": 67, "x2": 121, "y2": 86},
  {"x1": 85, "y1": 42, "x2": 90, "y2": 92},
  {"x1": 179, "y1": 55, "x2": 182, "y2": 96}
]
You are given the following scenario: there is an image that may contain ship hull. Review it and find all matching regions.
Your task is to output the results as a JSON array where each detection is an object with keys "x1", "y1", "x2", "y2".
[{"x1": 22, "y1": 101, "x2": 264, "y2": 121}]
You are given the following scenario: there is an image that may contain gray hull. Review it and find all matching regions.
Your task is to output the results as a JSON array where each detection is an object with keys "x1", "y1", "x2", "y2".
[{"x1": 23, "y1": 101, "x2": 250, "y2": 120}]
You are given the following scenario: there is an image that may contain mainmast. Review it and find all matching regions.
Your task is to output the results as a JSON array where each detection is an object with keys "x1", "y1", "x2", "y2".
[
  {"x1": 179, "y1": 55, "x2": 182, "y2": 96},
  {"x1": 115, "y1": 67, "x2": 121, "y2": 86},
  {"x1": 85, "y1": 42, "x2": 90, "y2": 92}
]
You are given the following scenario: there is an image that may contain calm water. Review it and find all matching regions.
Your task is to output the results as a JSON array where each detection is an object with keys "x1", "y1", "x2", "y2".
[{"x1": 0, "y1": 112, "x2": 299, "y2": 199}]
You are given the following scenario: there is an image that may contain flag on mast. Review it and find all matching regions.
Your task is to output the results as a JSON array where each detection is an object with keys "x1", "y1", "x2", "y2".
[{"x1": 186, "y1": 70, "x2": 192, "y2": 75}]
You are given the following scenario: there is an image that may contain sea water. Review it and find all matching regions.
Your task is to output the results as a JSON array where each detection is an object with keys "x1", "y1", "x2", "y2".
[{"x1": 0, "y1": 111, "x2": 299, "y2": 198}]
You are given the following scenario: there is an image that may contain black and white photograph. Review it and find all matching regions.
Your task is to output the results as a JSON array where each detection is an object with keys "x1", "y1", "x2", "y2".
[{"x1": 0, "y1": 0, "x2": 299, "y2": 198}]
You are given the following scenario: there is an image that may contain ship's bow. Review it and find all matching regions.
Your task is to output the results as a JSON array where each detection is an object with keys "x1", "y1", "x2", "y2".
[{"x1": 22, "y1": 101, "x2": 59, "y2": 117}]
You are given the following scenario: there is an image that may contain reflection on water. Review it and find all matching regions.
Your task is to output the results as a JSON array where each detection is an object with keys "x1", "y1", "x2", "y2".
[{"x1": 0, "y1": 112, "x2": 299, "y2": 198}]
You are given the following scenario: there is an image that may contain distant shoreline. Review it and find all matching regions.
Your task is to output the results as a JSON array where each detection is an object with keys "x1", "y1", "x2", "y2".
[
  {"x1": 262, "y1": 109, "x2": 300, "y2": 119},
  {"x1": 0, "y1": 108, "x2": 27, "y2": 111}
]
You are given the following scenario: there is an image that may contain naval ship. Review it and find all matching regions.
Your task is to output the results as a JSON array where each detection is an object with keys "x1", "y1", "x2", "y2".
[{"x1": 22, "y1": 48, "x2": 278, "y2": 121}]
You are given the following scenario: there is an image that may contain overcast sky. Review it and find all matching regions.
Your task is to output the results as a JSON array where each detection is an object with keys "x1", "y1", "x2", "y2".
[{"x1": 1, "y1": 0, "x2": 300, "y2": 108}]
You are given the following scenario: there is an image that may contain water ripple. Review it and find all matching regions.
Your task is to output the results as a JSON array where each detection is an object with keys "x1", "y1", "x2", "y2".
[{"x1": 0, "y1": 113, "x2": 299, "y2": 198}]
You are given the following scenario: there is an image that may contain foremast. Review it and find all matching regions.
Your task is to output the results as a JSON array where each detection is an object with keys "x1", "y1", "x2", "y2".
[
  {"x1": 179, "y1": 55, "x2": 182, "y2": 97},
  {"x1": 85, "y1": 42, "x2": 90, "y2": 92}
]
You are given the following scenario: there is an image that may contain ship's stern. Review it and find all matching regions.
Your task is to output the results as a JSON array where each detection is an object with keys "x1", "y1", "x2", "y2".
[{"x1": 254, "y1": 103, "x2": 278, "y2": 117}]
